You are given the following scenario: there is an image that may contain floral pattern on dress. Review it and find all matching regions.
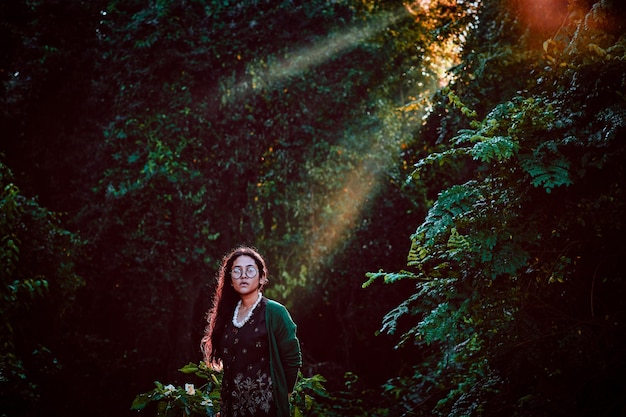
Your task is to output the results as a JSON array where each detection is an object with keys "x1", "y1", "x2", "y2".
[
  {"x1": 229, "y1": 371, "x2": 273, "y2": 416},
  {"x1": 221, "y1": 298, "x2": 274, "y2": 417}
]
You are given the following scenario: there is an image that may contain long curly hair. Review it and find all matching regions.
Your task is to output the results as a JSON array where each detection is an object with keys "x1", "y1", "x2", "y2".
[{"x1": 201, "y1": 246, "x2": 268, "y2": 368}]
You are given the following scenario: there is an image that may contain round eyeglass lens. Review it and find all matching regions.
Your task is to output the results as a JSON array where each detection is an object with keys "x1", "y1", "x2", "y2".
[{"x1": 231, "y1": 266, "x2": 257, "y2": 279}]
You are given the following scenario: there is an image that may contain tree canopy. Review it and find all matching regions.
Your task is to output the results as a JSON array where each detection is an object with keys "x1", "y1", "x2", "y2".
[{"x1": 367, "y1": 0, "x2": 626, "y2": 415}]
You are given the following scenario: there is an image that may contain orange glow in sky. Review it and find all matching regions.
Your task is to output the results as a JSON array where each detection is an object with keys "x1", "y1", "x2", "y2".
[{"x1": 518, "y1": 0, "x2": 568, "y2": 33}]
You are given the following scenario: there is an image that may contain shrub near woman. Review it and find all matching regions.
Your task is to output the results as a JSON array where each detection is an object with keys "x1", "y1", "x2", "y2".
[{"x1": 202, "y1": 246, "x2": 302, "y2": 417}]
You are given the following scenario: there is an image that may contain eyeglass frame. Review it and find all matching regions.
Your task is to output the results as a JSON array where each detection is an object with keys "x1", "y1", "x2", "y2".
[{"x1": 230, "y1": 265, "x2": 258, "y2": 280}]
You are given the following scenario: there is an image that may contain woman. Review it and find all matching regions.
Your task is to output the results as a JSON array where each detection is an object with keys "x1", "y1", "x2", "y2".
[{"x1": 201, "y1": 246, "x2": 302, "y2": 417}]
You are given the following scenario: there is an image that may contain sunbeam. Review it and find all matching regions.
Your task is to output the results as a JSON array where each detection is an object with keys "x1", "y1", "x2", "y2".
[
  {"x1": 307, "y1": 151, "x2": 382, "y2": 264},
  {"x1": 258, "y1": 12, "x2": 400, "y2": 84},
  {"x1": 229, "y1": 4, "x2": 465, "y2": 277},
  {"x1": 222, "y1": 9, "x2": 405, "y2": 98}
]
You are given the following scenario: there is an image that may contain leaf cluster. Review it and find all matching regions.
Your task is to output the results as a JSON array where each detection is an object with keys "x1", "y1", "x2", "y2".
[
  {"x1": 131, "y1": 362, "x2": 222, "y2": 417},
  {"x1": 370, "y1": 0, "x2": 626, "y2": 416},
  {"x1": 0, "y1": 160, "x2": 85, "y2": 411},
  {"x1": 131, "y1": 362, "x2": 330, "y2": 417}
]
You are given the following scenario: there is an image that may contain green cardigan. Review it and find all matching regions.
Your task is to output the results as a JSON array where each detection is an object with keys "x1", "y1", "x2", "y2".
[{"x1": 265, "y1": 298, "x2": 302, "y2": 417}]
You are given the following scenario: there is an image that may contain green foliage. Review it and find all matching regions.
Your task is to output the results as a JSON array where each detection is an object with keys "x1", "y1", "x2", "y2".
[
  {"x1": 372, "y1": 1, "x2": 626, "y2": 416},
  {"x1": 414, "y1": 96, "x2": 574, "y2": 193},
  {"x1": 0, "y1": 160, "x2": 85, "y2": 408},
  {"x1": 131, "y1": 362, "x2": 329, "y2": 417},
  {"x1": 316, "y1": 372, "x2": 393, "y2": 417},
  {"x1": 131, "y1": 362, "x2": 222, "y2": 417},
  {"x1": 290, "y1": 373, "x2": 331, "y2": 417}
]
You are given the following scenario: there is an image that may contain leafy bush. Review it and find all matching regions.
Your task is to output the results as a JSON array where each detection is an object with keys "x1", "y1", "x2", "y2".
[
  {"x1": 1, "y1": 160, "x2": 85, "y2": 411},
  {"x1": 367, "y1": 0, "x2": 626, "y2": 416},
  {"x1": 131, "y1": 362, "x2": 221, "y2": 417},
  {"x1": 131, "y1": 362, "x2": 329, "y2": 417}
]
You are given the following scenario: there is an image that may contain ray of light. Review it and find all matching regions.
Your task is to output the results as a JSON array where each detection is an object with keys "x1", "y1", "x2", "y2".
[
  {"x1": 259, "y1": 12, "x2": 399, "y2": 84},
  {"x1": 222, "y1": 9, "x2": 404, "y2": 99},
  {"x1": 230, "y1": 5, "x2": 465, "y2": 281},
  {"x1": 307, "y1": 153, "x2": 381, "y2": 264}
]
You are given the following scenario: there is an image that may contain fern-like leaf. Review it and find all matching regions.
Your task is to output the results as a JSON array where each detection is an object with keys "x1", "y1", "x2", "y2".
[
  {"x1": 410, "y1": 147, "x2": 472, "y2": 181},
  {"x1": 471, "y1": 136, "x2": 519, "y2": 163},
  {"x1": 411, "y1": 183, "x2": 481, "y2": 249},
  {"x1": 379, "y1": 292, "x2": 422, "y2": 336},
  {"x1": 519, "y1": 153, "x2": 572, "y2": 193}
]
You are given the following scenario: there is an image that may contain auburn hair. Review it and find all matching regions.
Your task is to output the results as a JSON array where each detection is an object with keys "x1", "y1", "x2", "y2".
[{"x1": 200, "y1": 246, "x2": 268, "y2": 368}]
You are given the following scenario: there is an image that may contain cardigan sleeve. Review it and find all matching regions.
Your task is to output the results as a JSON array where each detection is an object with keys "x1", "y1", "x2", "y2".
[
  {"x1": 266, "y1": 299, "x2": 302, "y2": 389},
  {"x1": 273, "y1": 304, "x2": 302, "y2": 389}
]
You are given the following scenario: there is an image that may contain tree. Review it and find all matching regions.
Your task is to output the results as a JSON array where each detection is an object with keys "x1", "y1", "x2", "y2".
[
  {"x1": 368, "y1": 0, "x2": 626, "y2": 415},
  {"x1": 0, "y1": 0, "x2": 107, "y2": 211},
  {"x1": 0, "y1": 161, "x2": 85, "y2": 415}
]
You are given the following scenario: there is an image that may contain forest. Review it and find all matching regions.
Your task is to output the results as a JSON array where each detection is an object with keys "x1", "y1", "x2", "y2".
[{"x1": 1, "y1": 0, "x2": 625, "y2": 416}]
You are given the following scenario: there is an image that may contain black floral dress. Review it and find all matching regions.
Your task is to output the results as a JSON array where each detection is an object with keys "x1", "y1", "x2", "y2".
[{"x1": 220, "y1": 298, "x2": 275, "y2": 417}]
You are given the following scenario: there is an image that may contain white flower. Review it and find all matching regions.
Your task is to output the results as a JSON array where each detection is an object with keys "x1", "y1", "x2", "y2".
[
  {"x1": 185, "y1": 383, "x2": 195, "y2": 396},
  {"x1": 163, "y1": 384, "x2": 176, "y2": 397},
  {"x1": 201, "y1": 398, "x2": 213, "y2": 407}
]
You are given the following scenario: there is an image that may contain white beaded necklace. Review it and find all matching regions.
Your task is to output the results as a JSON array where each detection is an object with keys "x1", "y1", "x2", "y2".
[{"x1": 232, "y1": 292, "x2": 263, "y2": 328}]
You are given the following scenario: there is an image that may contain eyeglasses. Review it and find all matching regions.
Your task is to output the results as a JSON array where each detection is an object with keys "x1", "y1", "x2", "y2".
[{"x1": 231, "y1": 266, "x2": 258, "y2": 280}]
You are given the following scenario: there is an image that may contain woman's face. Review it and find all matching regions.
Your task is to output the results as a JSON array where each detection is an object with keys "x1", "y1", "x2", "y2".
[{"x1": 230, "y1": 255, "x2": 261, "y2": 295}]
